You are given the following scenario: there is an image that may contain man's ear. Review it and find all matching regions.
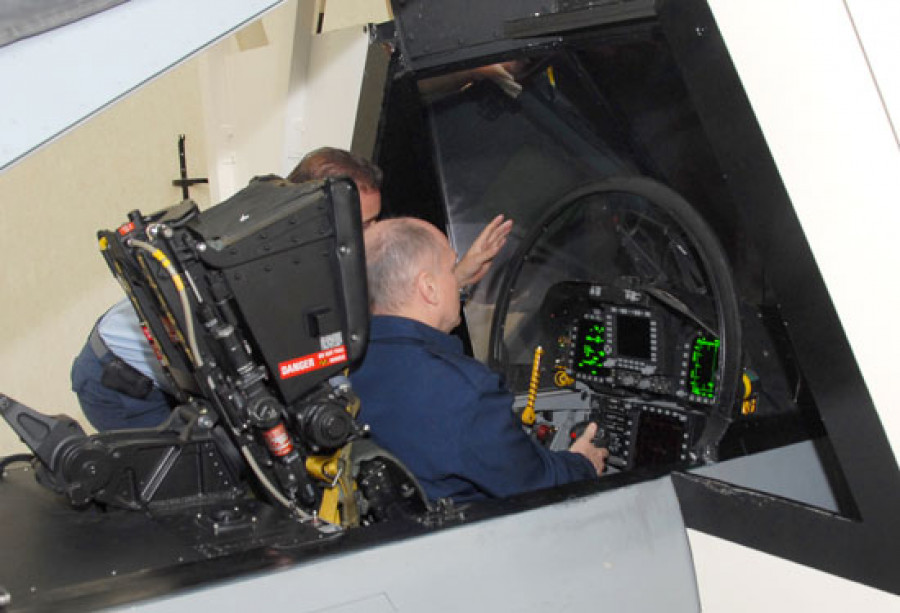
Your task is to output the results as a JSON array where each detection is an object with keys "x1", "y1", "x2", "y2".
[{"x1": 417, "y1": 270, "x2": 439, "y2": 306}]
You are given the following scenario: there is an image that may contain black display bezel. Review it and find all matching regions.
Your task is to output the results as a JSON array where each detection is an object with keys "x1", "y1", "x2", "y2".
[{"x1": 606, "y1": 307, "x2": 658, "y2": 373}]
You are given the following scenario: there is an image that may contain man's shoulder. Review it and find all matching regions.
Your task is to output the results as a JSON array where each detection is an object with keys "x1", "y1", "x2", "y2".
[
  {"x1": 423, "y1": 343, "x2": 502, "y2": 393},
  {"x1": 365, "y1": 316, "x2": 505, "y2": 393},
  {"x1": 97, "y1": 299, "x2": 144, "y2": 341}
]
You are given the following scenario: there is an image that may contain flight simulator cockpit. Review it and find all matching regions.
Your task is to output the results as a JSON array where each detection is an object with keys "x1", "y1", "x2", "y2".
[
  {"x1": 4, "y1": 0, "x2": 829, "y2": 540},
  {"x1": 2, "y1": 176, "x2": 430, "y2": 535},
  {"x1": 5, "y1": 0, "x2": 888, "y2": 609},
  {"x1": 487, "y1": 177, "x2": 744, "y2": 473},
  {"x1": 375, "y1": 8, "x2": 826, "y2": 489}
]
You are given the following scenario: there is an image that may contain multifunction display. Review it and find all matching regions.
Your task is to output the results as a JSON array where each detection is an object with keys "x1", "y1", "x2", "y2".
[
  {"x1": 573, "y1": 315, "x2": 609, "y2": 379},
  {"x1": 687, "y1": 335, "x2": 719, "y2": 401}
]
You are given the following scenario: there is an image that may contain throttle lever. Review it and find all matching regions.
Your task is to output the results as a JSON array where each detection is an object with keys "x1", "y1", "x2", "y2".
[{"x1": 568, "y1": 418, "x2": 609, "y2": 449}]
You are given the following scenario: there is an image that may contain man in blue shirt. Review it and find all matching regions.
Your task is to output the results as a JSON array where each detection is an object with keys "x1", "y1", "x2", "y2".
[
  {"x1": 351, "y1": 217, "x2": 608, "y2": 503},
  {"x1": 71, "y1": 298, "x2": 174, "y2": 430},
  {"x1": 72, "y1": 148, "x2": 513, "y2": 431}
]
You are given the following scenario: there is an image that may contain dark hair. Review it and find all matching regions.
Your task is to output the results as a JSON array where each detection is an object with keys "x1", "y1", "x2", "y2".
[{"x1": 286, "y1": 147, "x2": 383, "y2": 191}]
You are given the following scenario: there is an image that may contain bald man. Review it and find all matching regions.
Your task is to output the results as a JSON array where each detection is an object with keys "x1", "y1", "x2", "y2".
[
  {"x1": 350, "y1": 217, "x2": 607, "y2": 503},
  {"x1": 288, "y1": 147, "x2": 513, "y2": 288}
]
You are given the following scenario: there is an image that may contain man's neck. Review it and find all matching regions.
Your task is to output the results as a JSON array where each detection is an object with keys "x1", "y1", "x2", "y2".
[{"x1": 373, "y1": 306, "x2": 443, "y2": 333}]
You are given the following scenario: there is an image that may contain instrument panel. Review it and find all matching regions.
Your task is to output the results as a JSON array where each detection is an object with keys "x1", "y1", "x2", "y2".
[
  {"x1": 525, "y1": 281, "x2": 721, "y2": 470},
  {"x1": 548, "y1": 282, "x2": 720, "y2": 405}
]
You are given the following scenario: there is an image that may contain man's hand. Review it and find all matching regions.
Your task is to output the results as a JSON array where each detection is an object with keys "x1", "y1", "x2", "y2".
[
  {"x1": 569, "y1": 422, "x2": 609, "y2": 476},
  {"x1": 454, "y1": 214, "x2": 514, "y2": 288}
]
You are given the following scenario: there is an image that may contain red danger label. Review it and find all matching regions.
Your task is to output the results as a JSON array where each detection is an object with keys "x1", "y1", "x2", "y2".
[
  {"x1": 278, "y1": 345, "x2": 348, "y2": 379},
  {"x1": 117, "y1": 221, "x2": 136, "y2": 236}
]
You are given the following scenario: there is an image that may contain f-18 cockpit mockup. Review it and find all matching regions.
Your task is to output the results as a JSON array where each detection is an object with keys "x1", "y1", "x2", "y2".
[{"x1": 1, "y1": 0, "x2": 899, "y2": 611}]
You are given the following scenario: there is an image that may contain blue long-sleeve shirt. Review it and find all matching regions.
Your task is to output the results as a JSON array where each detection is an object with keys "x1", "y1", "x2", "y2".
[{"x1": 350, "y1": 315, "x2": 596, "y2": 502}]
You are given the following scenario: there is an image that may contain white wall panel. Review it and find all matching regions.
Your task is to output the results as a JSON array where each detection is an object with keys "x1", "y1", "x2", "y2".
[
  {"x1": 0, "y1": 0, "x2": 284, "y2": 171},
  {"x1": 696, "y1": 0, "x2": 900, "y2": 608},
  {"x1": 706, "y1": 0, "x2": 900, "y2": 458},
  {"x1": 846, "y1": 0, "x2": 900, "y2": 138}
]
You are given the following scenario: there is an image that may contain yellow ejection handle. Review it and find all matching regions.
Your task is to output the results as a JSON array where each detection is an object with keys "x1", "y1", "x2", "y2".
[{"x1": 522, "y1": 346, "x2": 543, "y2": 426}]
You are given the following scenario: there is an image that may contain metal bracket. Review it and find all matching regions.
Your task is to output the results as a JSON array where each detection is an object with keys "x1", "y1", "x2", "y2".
[{"x1": 171, "y1": 134, "x2": 208, "y2": 200}]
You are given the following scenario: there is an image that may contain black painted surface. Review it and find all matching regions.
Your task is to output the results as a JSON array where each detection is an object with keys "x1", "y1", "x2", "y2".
[
  {"x1": 0, "y1": 463, "x2": 341, "y2": 612},
  {"x1": 657, "y1": 0, "x2": 900, "y2": 593},
  {"x1": 383, "y1": 0, "x2": 900, "y2": 595},
  {"x1": 0, "y1": 464, "x2": 201, "y2": 611},
  {"x1": 0, "y1": 458, "x2": 648, "y2": 612}
]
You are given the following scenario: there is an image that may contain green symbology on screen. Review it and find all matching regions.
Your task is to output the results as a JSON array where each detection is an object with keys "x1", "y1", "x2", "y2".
[
  {"x1": 689, "y1": 336, "x2": 720, "y2": 398},
  {"x1": 576, "y1": 323, "x2": 606, "y2": 376}
]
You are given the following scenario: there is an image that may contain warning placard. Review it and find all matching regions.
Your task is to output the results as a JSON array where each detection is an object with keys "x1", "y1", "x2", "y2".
[{"x1": 278, "y1": 345, "x2": 348, "y2": 379}]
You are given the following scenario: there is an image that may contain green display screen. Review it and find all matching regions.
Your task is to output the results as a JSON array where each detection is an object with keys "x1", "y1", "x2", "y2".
[
  {"x1": 575, "y1": 321, "x2": 609, "y2": 377},
  {"x1": 689, "y1": 336, "x2": 720, "y2": 398}
]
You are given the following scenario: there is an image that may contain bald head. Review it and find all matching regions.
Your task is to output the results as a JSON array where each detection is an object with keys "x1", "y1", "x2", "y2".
[{"x1": 365, "y1": 218, "x2": 461, "y2": 332}]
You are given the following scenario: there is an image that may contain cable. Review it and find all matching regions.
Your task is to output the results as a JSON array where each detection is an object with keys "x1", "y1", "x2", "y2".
[
  {"x1": 129, "y1": 238, "x2": 203, "y2": 369},
  {"x1": 239, "y1": 445, "x2": 315, "y2": 523},
  {"x1": 644, "y1": 287, "x2": 716, "y2": 336}
]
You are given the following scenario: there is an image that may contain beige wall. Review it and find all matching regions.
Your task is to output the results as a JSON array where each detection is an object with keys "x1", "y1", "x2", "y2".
[
  {"x1": 0, "y1": 0, "x2": 390, "y2": 454},
  {"x1": 321, "y1": 0, "x2": 392, "y2": 31},
  {"x1": 199, "y1": 3, "x2": 300, "y2": 202},
  {"x1": 0, "y1": 58, "x2": 209, "y2": 453},
  {"x1": 0, "y1": 1, "x2": 292, "y2": 454}
]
